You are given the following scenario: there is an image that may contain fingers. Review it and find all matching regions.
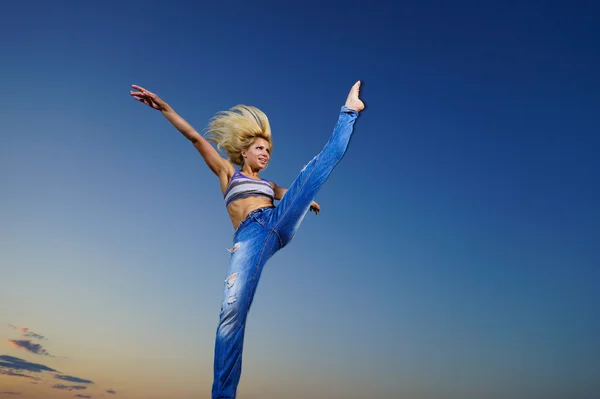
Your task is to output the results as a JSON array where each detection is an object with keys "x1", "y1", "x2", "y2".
[
  {"x1": 134, "y1": 97, "x2": 150, "y2": 105},
  {"x1": 131, "y1": 85, "x2": 157, "y2": 98},
  {"x1": 131, "y1": 84, "x2": 147, "y2": 92},
  {"x1": 130, "y1": 92, "x2": 149, "y2": 104},
  {"x1": 130, "y1": 91, "x2": 156, "y2": 104},
  {"x1": 129, "y1": 85, "x2": 165, "y2": 110},
  {"x1": 131, "y1": 95, "x2": 159, "y2": 109},
  {"x1": 133, "y1": 97, "x2": 151, "y2": 106}
]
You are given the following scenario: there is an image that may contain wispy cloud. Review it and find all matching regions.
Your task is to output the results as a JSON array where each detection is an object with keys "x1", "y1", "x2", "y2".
[
  {"x1": 54, "y1": 375, "x2": 94, "y2": 384},
  {"x1": 23, "y1": 333, "x2": 45, "y2": 340},
  {"x1": 2, "y1": 351, "x2": 112, "y2": 397},
  {"x1": 1, "y1": 353, "x2": 114, "y2": 399},
  {"x1": 52, "y1": 384, "x2": 87, "y2": 391},
  {"x1": 7, "y1": 325, "x2": 28, "y2": 333},
  {"x1": 7, "y1": 340, "x2": 52, "y2": 357},
  {"x1": 8, "y1": 325, "x2": 47, "y2": 340},
  {"x1": 0, "y1": 370, "x2": 40, "y2": 380},
  {"x1": 0, "y1": 355, "x2": 56, "y2": 373}
]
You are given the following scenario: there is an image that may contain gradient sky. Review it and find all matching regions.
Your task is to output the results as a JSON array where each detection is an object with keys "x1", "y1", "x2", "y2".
[{"x1": 1, "y1": 1, "x2": 599, "y2": 399}]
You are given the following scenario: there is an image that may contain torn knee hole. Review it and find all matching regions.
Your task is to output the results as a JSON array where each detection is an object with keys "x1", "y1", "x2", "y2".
[
  {"x1": 226, "y1": 273, "x2": 238, "y2": 288},
  {"x1": 227, "y1": 296, "x2": 237, "y2": 304}
]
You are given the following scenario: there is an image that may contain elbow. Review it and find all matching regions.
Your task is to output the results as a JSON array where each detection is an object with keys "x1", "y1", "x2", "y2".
[{"x1": 189, "y1": 132, "x2": 204, "y2": 144}]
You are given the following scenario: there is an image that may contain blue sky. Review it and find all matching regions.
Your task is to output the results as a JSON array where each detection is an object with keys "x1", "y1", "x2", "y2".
[{"x1": 1, "y1": 1, "x2": 599, "y2": 398}]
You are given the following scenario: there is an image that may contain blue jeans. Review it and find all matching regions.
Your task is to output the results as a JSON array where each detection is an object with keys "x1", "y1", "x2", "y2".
[{"x1": 212, "y1": 106, "x2": 359, "y2": 399}]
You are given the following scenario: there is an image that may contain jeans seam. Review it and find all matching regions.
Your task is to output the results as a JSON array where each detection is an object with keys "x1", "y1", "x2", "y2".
[
  {"x1": 273, "y1": 112, "x2": 350, "y2": 236},
  {"x1": 252, "y1": 210, "x2": 283, "y2": 248},
  {"x1": 273, "y1": 155, "x2": 323, "y2": 235},
  {"x1": 271, "y1": 228, "x2": 283, "y2": 248},
  {"x1": 236, "y1": 229, "x2": 272, "y2": 384}
]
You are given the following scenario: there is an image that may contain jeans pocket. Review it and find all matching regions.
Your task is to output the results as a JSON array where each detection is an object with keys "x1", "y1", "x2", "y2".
[
  {"x1": 252, "y1": 213, "x2": 266, "y2": 228},
  {"x1": 252, "y1": 207, "x2": 275, "y2": 229}
]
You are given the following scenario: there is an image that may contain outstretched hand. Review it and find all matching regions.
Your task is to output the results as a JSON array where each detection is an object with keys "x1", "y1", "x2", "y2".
[
  {"x1": 130, "y1": 85, "x2": 167, "y2": 111},
  {"x1": 310, "y1": 201, "x2": 320, "y2": 215}
]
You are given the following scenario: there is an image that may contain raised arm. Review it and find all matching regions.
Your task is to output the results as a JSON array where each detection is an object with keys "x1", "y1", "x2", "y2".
[{"x1": 130, "y1": 85, "x2": 234, "y2": 178}]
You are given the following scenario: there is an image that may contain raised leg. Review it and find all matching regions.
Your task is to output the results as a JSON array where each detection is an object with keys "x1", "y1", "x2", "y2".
[{"x1": 272, "y1": 81, "x2": 363, "y2": 245}]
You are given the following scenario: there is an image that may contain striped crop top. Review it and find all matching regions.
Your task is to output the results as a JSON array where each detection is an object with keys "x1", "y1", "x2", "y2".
[{"x1": 224, "y1": 170, "x2": 275, "y2": 207}]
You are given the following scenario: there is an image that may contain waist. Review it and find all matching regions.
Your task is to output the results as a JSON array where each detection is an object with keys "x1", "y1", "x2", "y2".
[{"x1": 234, "y1": 206, "x2": 275, "y2": 233}]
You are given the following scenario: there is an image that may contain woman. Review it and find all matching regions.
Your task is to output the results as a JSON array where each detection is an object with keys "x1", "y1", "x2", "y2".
[{"x1": 130, "y1": 81, "x2": 364, "y2": 399}]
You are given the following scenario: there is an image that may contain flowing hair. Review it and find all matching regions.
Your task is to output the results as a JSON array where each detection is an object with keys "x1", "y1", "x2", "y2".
[{"x1": 204, "y1": 105, "x2": 273, "y2": 166}]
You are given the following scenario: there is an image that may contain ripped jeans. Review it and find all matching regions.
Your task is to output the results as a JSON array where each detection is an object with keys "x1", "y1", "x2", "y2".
[{"x1": 212, "y1": 106, "x2": 359, "y2": 399}]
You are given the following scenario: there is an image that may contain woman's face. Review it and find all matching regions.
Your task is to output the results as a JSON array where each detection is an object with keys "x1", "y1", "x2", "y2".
[{"x1": 243, "y1": 138, "x2": 271, "y2": 170}]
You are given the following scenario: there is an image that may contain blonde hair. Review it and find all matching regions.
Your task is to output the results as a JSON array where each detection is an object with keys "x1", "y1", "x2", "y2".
[{"x1": 204, "y1": 105, "x2": 272, "y2": 166}]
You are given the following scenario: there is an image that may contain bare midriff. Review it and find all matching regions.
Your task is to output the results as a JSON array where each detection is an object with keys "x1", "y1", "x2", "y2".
[{"x1": 227, "y1": 197, "x2": 275, "y2": 230}]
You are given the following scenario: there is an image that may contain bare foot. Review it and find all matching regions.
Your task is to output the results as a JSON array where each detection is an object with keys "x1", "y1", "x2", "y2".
[{"x1": 344, "y1": 81, "x2": 365, "y2": 112}]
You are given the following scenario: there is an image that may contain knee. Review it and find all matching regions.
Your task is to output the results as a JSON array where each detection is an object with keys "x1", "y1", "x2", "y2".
[{"x1": 217, "y1": 299, "x2": 243, "y2": 337}]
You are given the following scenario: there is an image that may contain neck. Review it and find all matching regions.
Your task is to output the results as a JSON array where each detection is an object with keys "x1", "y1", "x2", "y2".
[{"x1": 241, "y1": 165, "x2": 261, "y2": 178}]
